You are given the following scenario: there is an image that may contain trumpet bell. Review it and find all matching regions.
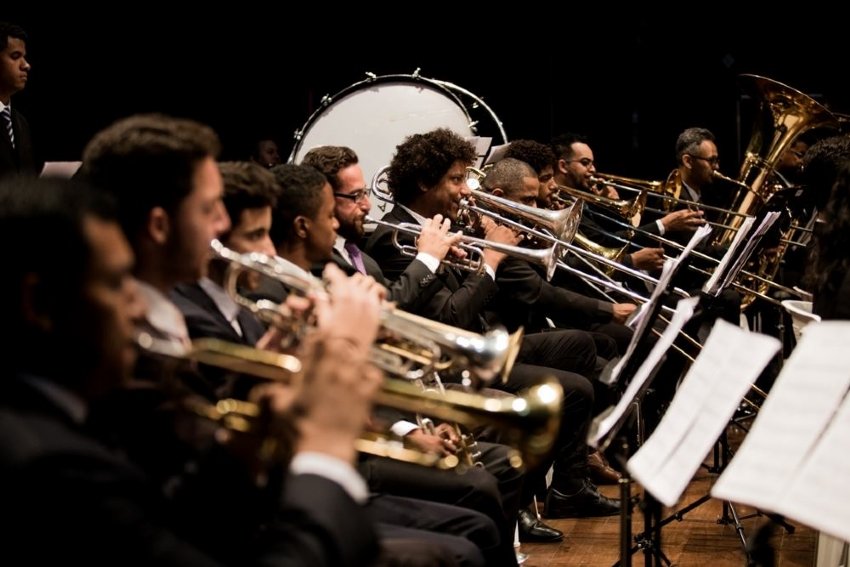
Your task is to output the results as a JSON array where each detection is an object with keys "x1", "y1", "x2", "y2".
[{"x1": 176, "y1": 365, "x2": 563, "y2": 472}]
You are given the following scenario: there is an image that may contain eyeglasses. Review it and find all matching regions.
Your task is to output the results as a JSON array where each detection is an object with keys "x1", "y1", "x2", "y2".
[
  {"x1": 333, "y1": 189, "x2": 370, "y2": 203},
  {"x1": 566, "y1": 158, "x2": 595, "y2": 168},
  {"x1": 687, "y1": 154, "x2": 720, "y2": 166}
]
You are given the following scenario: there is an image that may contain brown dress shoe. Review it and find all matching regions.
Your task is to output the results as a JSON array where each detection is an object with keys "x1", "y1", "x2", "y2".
[{"x1": 588, "y1": 450, "x2": 621, "y2": 485}]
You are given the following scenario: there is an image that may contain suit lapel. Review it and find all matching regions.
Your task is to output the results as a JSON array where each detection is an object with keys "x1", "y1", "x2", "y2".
[{"x1": 174, "y1": 283, "x2": 243, "y2": 342}]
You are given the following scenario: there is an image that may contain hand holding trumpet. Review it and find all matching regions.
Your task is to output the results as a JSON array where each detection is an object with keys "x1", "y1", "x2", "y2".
[{"x1": 416, "y1": 214, "x2": 465, "y2": 262}]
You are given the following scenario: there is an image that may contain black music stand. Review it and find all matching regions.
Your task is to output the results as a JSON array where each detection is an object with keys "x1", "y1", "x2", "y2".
[{"x1": 595, "y1": 291, "x2": 702, "y2": 567}]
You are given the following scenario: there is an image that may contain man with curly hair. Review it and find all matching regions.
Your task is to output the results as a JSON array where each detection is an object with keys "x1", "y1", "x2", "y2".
[{"x1": 367, "y1": 128, "x2": 620, "y2": 529}]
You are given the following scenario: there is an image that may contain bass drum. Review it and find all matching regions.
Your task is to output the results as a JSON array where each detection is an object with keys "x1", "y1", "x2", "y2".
[{"x1": 289, "y1": 73, "x2": 507, "y2": 215}]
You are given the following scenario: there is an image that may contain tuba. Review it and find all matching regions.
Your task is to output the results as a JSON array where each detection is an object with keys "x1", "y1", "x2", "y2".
[
  {"x1": 712, "y1": 74, "x2": 838, "y2": 249},
  {"x1": 712, "y1": 75, "x2": 838, "y2": 308}
]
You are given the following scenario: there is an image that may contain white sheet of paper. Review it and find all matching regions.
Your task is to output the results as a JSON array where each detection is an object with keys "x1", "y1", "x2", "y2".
[
  {"x1": 718, "y1": 211, "x2": 782, "y2": 291},
  {"x1": 40, "y1": 161, "x2": 83, "y2": 178},
  {"x1": 483, "y1": 143, "x2": 510, "y2": 166},
  {"x1": 610, "y1": 224, "x2": 712, "y2": 382},
  {"x1": 702, "y1": 216, "x2": 755, "y2": 295},
  {"x1": 712, "y1": 322, "x2": 850, "y2": 518},
  {"x1": 466, "y1": 136, "x2": 493, "y2": 170},
  {"x1": 588, "y1": 296, "x2": 699, "y2": 448},
  {"x1": 628, "y1": 320, "x2": 780, "y2": 506},
  {"x1": 771, "y1": 392, "x2": 850, "y2": 543}
]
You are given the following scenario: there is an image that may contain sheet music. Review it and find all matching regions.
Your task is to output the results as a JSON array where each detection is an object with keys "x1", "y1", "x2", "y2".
[
  {"x1": 773, "y1": 392, "x2": 850, "y2": 542},
  {"x1": 483, "y1": 143, "x2": 510, "y2": 166},
  {"x1": 588, "y1": 296, "x2": 699, "y2": 448},
  {"x1": 702, "y1": 215, "x2": 755, "y2": 295},
  {"x1": 40, "y1": 161, "x2": 82, "y2": 178},
  {"x1": 466, "y1": 136, "x2": 493, "y2": 170},
  {"x1": 712, "y1": 322, "x2": 850, "y2": 526},
  {"x1": 718, "y1": 211, "x2": 781, "y2": 291},
  {"x1": 627, "y1": 320, "x2": 780, "y2": 506},
  {"x1": 608, "y1": 224, "x2": 712, "y2": 383}
]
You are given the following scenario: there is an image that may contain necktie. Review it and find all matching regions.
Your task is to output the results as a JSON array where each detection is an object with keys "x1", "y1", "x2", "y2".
[
  {"x1": 1, "y1": 107, "x2": 14, "y2": 150},
  {"x1": 344, "y1": 240, "x2": 367, "y2": 275}
]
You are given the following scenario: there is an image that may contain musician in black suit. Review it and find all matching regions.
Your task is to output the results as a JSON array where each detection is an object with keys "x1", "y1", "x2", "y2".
[
  {"x1": 551, "y1": 133, "x2": 701, "y2": 266},
  {"x1": 0, "y1": 175, "x2": 387, "y2": 566},
  {"x1": 0, "y1": 22, "x2": 38, "y2": 179},
  {"x1": 301, "y1": 145, "x2": 457, "y2": 312},
  {"x1": 366, "y1": 128, "x2": 619, "y2": 524},
  {"x1": 79, "y1": 114, "x2": 408, "y2": 565}
]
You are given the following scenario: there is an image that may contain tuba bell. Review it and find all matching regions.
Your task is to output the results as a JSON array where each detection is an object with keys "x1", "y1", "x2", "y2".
[
  {"x1": 712, "y1": 74, "x2": 838, "y2": 249},
  {"x1": 712, "y1": 75, "x2": 839, "y2": 308}
]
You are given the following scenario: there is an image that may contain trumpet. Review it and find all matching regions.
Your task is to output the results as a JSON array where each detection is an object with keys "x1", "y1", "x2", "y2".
[
  {"x1": 135, "y1": 331, "x2": 562, "y2": 472},
  {"x1": 135, "y1": 330, "x2": 302, "y2": 381},
  {"x1": 211, "y1": 240, "x2": 521, "y2": 386},
  {"x1": 366, "y1": 215, "x2": 561, "y2": 281}
]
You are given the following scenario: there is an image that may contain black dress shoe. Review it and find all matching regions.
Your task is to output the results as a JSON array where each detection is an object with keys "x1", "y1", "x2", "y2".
[
  {"x1": 517, "y1": 508, "x2": 564, "y2": 542},
  {"x1": 544, "y1": 481, "x2": 621, "y2": 519}
]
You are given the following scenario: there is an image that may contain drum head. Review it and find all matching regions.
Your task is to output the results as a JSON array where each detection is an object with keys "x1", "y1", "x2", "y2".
[{"x1": 290, "y1": 76, "x2": 483, "y2": 214}]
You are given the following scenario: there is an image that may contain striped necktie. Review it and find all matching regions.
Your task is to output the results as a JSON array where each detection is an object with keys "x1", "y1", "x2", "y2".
[{"x1": 1, "y1": 107, "x2": 14, "y2": 150}]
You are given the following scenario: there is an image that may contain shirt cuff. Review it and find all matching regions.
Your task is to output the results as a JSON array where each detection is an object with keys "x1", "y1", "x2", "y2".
[
  {"x1": 390, "y1": 420, "x2": 420, "y2": 437},
  {"x1": 484, "y1": 265, "x2": 496, "y2": 281},
  {"x1": 290, "y1": 452, "x2": 369, "y2": 504},
  {"x1": 415, "y1": 252, "x2": 440, "y2": 273},
  {"x1": 656, "y1": 219, "x2": 666, "y2": 235}
]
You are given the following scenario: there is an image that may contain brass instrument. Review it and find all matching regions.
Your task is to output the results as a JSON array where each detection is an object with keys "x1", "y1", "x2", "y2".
[
  {"x1": 136, "y1": 331, "x2": 562, "y2": 471},
  {"x1": 135, "y1": 331, "x2": 302, "y2": 381},
  {"x1": 553, "y1": 182, "x2": 647, "y2": 226},
  {"x1": 713, "y1": 75, "x2": 838, "y2": 249},
  {"x1": 367, "y1": 215, "x2": 561, "y2": 281},
  {"x1": 211, "y1": 240, "x2": 521, "y2": 386},
  {"x1": 590, "y1": 170, "x2": 750, "y2": 226},
  {"x1": 708, "y1": 75, "x2": 838, "y2": 308}
]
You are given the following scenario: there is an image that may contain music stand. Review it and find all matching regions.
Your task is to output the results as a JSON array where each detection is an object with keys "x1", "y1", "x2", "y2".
[{"x1": 591, "y1": 228, "x2": 709, "y2": 566}]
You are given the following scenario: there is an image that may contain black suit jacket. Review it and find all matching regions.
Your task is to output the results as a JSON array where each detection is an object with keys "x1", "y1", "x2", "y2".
[
  {"x1": 0, "y1": 375, "x2": 379, "y2": 566},
  {"x1": 490, "y1": 257, "x2": 614, "y2": 333},
  {"x1": 170, "y1": 282, "x2": 270, "y2": 397},
  {"x1": 365, "y1": 206, "x2": 498, "y2": 332},
  {"x1": 327, "y1": 244, "x2": 443, "y2": 312},
  {"x1": 0, "y1": 107, "x2": 38, "y2": 180},
  {"x1": 171, "y1": 282, "x2": 266, "y2": 346}
]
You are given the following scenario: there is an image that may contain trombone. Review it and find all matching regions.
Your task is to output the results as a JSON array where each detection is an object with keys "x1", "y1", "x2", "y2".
[
  {"x1": 552, "y1": 182, "x2": 648, "y2": 228},
  {"x1": 590, "y1": 171, "x2": 751, "y2": 232},
  {"x1": 135, "y1": 331, "x2": 563, "y2": 471},
  {"x1": 459, "y1": 187, "x2": 690, "y2": 298},
  {"x1": 566, "y1": 205, "x2": 810, "y2": 307},
  {"x1": 211, "y1": 240, "x2": 522, "y2": 387}
]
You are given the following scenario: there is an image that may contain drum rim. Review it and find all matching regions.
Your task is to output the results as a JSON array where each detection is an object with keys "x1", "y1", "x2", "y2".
[{"x1": 287, "y1": 73, "x2": 505, "y2": 164}]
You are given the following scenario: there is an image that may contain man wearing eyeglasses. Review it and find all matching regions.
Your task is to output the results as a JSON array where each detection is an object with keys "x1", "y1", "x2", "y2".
[
  {"x1": 552, "y1": 132, "x2": 704, "y2": 244},
  {"x1": 302, "y1": 145, "x2": 460, "y2": 312}
]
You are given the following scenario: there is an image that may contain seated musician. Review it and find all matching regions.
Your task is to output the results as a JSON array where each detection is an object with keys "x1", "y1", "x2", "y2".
[
  {"x1": 79, "y1": 114, "x2": 465, "y2": 566},
  {"x1": 0, "y1": 174, "x2": 388, "y2": 566},
  {"x1": 365, "y1": 128, "x2": 620, "y2": 524},
  {"x1": 243, "y1": 162, "x2": 523, "y2": 565}
]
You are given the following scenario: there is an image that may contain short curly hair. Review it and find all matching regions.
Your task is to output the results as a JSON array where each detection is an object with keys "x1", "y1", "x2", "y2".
[
  {"x1": 505, "y1": 139, "x2": 556, "y2": 174},
  {"x1": 388, "y1": 128, "x2": 476, "y2": 206},
  {"x1": 301, "y1": 146, "x2": 359, "y2": 192}
]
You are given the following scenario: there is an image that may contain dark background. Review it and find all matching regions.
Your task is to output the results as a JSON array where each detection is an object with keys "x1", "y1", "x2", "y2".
[{"x1": 6, "y1": 10, "x2": 847, "y2": 179}]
